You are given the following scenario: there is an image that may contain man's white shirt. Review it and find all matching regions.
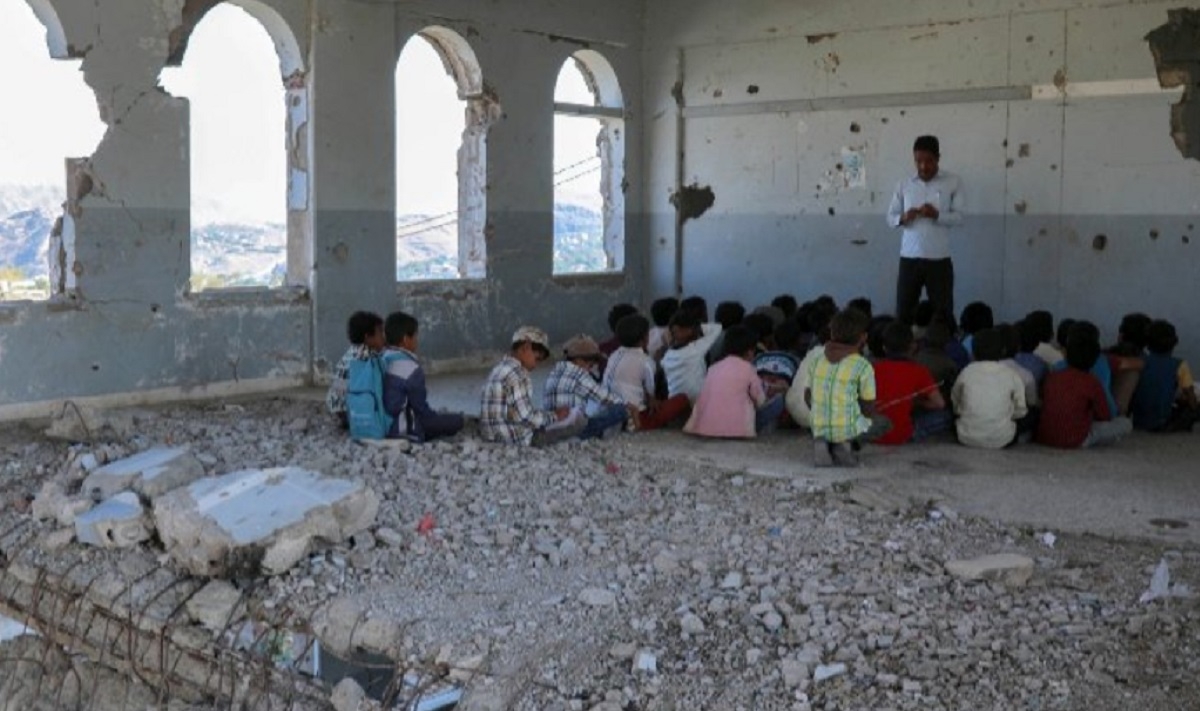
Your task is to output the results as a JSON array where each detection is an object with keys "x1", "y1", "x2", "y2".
[{"x1": 886, "y1": 171, "x2": 964, "y2": 259}]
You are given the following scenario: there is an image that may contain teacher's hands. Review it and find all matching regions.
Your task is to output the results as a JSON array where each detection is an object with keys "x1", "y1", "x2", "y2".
[
  {"x1": 919, "y1": 203, "x2": 940, "y2": 220},
  {"x1": 901, "y1": 208, "x2": 922, "y2": 225}
]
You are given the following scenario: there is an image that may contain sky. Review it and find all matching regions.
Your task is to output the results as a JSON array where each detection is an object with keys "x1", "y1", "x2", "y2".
[
  {"x1": 2, "y1": 0, "x2": 609, "y2": 225},
  {"x1": 0, "y1": 0, "x2": 106, "y2": 190}
]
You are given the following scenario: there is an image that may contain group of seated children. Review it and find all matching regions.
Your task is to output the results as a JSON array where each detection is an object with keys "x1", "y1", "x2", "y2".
[
  {"x1": 327, "y1": 295, "x2": 1197, "y2": 457},
  {"x1": 327, "y1": 310, "x2": 465, "y2": 443}
]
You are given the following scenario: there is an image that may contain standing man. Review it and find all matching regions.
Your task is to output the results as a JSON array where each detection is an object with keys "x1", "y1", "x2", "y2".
[{"x1": 887, "y1": 135, "x2": 964, "y2": 324}]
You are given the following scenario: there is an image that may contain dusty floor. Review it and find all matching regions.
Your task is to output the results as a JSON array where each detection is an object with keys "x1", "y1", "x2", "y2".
[{"x1": 0, "y1": 387, "x2": 1198, "y2": 710}]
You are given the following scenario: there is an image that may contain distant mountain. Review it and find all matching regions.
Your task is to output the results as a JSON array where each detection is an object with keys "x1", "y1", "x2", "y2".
[{"x1": 1, "y1": 185, "x2": 607, "y2": 296}]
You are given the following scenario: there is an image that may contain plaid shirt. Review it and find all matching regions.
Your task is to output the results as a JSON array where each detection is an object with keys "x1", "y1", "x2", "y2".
[
  {"x1": 808, "y1": 352, "x2": 876, "y2": 443},
  {"x1": 544, "y1": 361, "x2": 625, "y2": 411},
  {"x1": 480, "y1": 356, "x2": 552, "y2": 445},
  {"x1": 326, "y1": 344, "x2": 372, "y2": 415}
]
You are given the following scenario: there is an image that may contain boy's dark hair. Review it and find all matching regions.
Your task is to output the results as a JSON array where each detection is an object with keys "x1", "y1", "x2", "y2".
[
  {"x1": 959, "y1": 301, "x2": 994, "y2": 336},
  {"x1": 795, "y1": 302, "x2": 816, "y2": 331},
  {"x1": 996, "y1": 323, "x2": 1020, "y2": 359},
  {"x1": 847, "y1": 297, "x2": 873, "y2": 320},
  {"x1": 829, "y1": 309, "x2": 870, "y2": 346},
  {"x1": 1146, "y1": 319, "x2": 1179, "y2": 355},
  {"x1": 1024, "y1": 310, "x2": 1054, "y2": 344},
  {"x1": 807, "y1": 301, "x2": 838, "y2": 333},
  {"x1": 347, "y1": 311, "x2": 384, "y2": 345},
  {"x1": 1068, "y1": 320, "x2": 1101, "y2": 348},
  {"x1": 1118, "y1": 312, "x2": 1152, "y2": 351},
  {"x1": 742, "y1": 312, "x2": 774, "y2": 343},
  {"x1": 384, "y1": 311, "x2": 418, "y2": 345},
  {"x1": 814, "y1": 294, "x2": 837, "y2": 310},
  {"x1": 1065, "y1": 332, "x2": 1101, "y2": 371},
  {"x1": 714, "y1": 301, "x2": 746, "y2": 329},
  {"x1": 913, "y1": 300, "x2": 935, "y2": 328},
  {"x1": 771, "y1": 294, "x2": 799, "y2": 319},
  {"x1": 669, "y1": 309, "x2": 701, "y2": 331},
  {"x1": 616, "y1": 313, "x2": 651, "y2": 348},
  {"x1": 680, "y1": 295, "x2": 708, "y2": 322},
  {"x1": 721, "y1": 325, "x2": 758, "y2": 359},
  {"x1": 914, "y1": 135, "x2": 940, "y2": 156},
  {"x1": 971, "y1": 328, "x2": 1007, "y2": 362},
  {"x1": 923, "y1": 321, "x2": 952, "y2": 350},
  {"x1": 867, "y1": 315, "x2": 896, "y2": 358},
  {"x1": 1017, "y1": 319, "x2": 1042, "y2": 354},
  {"x1": 883, "y1": 320, "x2": 914, "y2": 357},
  {"x1": 607, "y1": 303, "x2": 638, "y2": 333},
  {"x1": 649, "y1": 297, "x2": 679, "y2": 328},
  {"x1": 773, "y1": 320, "x2": 802, "y2": 352},
  {"x1": 1056, "y1": 318, "x2": 1076, "y2": 348}
]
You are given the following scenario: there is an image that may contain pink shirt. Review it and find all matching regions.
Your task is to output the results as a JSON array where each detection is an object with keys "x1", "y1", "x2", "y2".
[{"x1": 684, "y1": 356, "x2": 766, "y2": 438}]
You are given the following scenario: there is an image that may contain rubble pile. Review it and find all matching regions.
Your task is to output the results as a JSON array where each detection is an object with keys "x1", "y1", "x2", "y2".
[{"x1": 0, "y1": 398, "x2": 1196, "y2": 710}]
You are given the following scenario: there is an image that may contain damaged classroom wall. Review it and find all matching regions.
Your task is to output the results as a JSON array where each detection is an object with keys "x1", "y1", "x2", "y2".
[
  {"x1": 642, "y1": 0, "x2": 1200, "y2": 366},
  {"x1": 0, "y1": 0, "x2": 645, "y2": 415}
]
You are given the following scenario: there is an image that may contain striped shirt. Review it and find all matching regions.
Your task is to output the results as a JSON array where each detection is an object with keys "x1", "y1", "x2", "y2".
[
  {"x1": 807, "y1": 352, "x2": 876, "y2": 443},
  {"x1": 480, "y1": 356, "x2": 552, "y2": 445},
  {"x1": 544, "y1": 361, "x2": 625, "y2": 411}
]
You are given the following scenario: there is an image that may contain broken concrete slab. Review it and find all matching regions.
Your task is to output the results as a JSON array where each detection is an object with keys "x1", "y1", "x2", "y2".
[
  {"x1": 945, "y1": 553, "x2": 1035, "y2": 589},
  {"x1": 74, "y1": 492, "x2": 151, "y2": 548},
  {"x1": 185, "y1": 580, "x2": 244, "y2": 633},
  {"x1": 153, "y1": 467, "x2": 379, "y2": 577},
  {"x1": 82, "y1": 446, "x2": 205, "y2": 501}
]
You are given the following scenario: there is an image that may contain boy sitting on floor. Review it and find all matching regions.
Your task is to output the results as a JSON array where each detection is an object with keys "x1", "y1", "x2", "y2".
[
  {"x1": 326, "y1": 310, "x2": 385, "y2": 429},
  {"x1": 1037, "y1": 330, "x2": 1131, "y2": 448},
  {"x1": 685, "y1": 325, "x2": 784, "y2": 439},
  {"x1": 380, "y1": 311, "x2": 465, "y2": 443},
  {"x1": 603, "y1": 314, "x2": 691, "y2": 430},
  {"x1": 662, "y1": 310, "x2": 723, "y2": 404},
  {"x1": 874, "y1": 321, "x2": 950, "y2": 445},
  {"x1": 806, "y1": 309, "x2": 892, "y2": 466},
  {"x1": 544, "y1": 335, "x2": 632, "y2": 440},
  {"x1": 1130, "y1": 319, "x2": 1200, "y2": 432},
  {"x1": 481, "y1": 326, "x2": 587, "y2": 446},
  {"x1": 952, "y1": 328, "x2": 1028, "y2": 449}
]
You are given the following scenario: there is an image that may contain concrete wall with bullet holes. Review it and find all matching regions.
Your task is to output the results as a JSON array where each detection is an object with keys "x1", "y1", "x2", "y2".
[
  {"x1": 5, "y1": 0, "x2": 1200, "y2": 415},
  {"x1": 641, "y1": 0, "x2": 1200, "y2": 365}
]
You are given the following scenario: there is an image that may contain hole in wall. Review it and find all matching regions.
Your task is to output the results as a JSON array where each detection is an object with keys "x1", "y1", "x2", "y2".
[{"x1": 1092, "y1": 234, "x2": 1108, "y2": 251}]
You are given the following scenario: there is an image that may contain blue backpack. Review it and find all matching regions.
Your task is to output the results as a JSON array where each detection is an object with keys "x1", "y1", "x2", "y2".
[{"x1": 345, "y1": 355, "x2": 392, "y2": 439}]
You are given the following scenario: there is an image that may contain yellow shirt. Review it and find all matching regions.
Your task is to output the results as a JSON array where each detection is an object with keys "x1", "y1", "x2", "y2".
[{"x1": 807, "y1": 352, "x2": 876, "y2": 443}]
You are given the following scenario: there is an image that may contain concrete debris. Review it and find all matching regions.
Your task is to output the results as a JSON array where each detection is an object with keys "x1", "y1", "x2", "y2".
[
  {"x1": 44, "y1": 404, "x2": 133, "y2": 443},
  {"x1": 945, "y1": 553, "x2": 1036, "y2": 589},
  {"x1": 74, "y1": 492, "x2": 150, "y2": 548},
  {"x1": 578, "y1": 587, "x2": 617, "y2": 607},
  {"x1": 4, "y1": 396, "x2": 1200, "y2": 709},
  {"x1": 82, "y1": 446, "x2": 205, "y2": 500},
  {"x1": 632, "y1": 649, "x2": 657, "y2": 674},
  {"x1": 185, "y1": 580, "x2": 244, "y2": 633},
  {"x1": 153, "y1": 467, "x2": 379, "y2": 577},
  {"x1": 814, "y1": 662, "x2": 848, "y2": 683},
  {"x1": 330, "y1": 677, "x2": 367, "y2": 711},
  {"x1": 31, "y1": 480, "x2": 92, "y2": 526}
]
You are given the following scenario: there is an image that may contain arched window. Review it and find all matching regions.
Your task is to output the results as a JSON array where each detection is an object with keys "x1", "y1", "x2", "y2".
[
  {"x1": 161, "y1": 1, "x2": 307, "y2": 293},
  {"x1": 0, "y1": 0, "x2": 105, "y2": 301},
  {"x1": 396, "y1": 27, "x2": 495, "y2": 281},
  {"x1": 553, "y1": 50, "x2": 625, "y2": 275}
]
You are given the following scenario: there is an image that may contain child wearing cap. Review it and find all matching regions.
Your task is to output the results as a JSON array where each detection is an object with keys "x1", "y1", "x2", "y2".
[
  {"x1": 480, "y1": 326, "x2": 588, "y2": 446},
  {"x1": 544, "y1": 335, "x2": 632, "y2": 439}
]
